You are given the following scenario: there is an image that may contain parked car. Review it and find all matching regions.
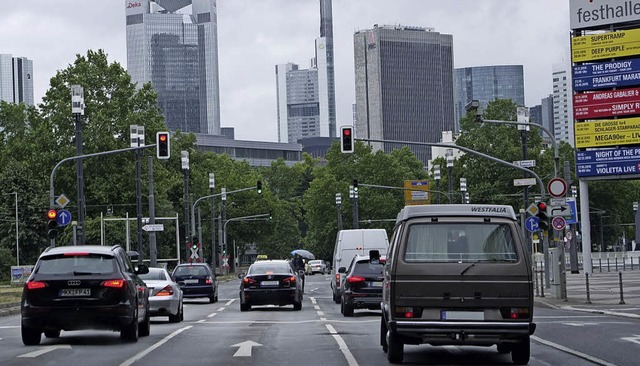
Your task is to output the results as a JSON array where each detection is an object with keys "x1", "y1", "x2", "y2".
[
  {"x1": 172, "y1": 263, "x2": 218, "y2": 303},
  {"x1": 339, "y1": 251, "x2": 385, "y2": 317},
  {"x1": 239, "y1": 260, "x2": 303, "y2": 311},
  {"x1": 139, "y1": 267, "x2": 183, "y2": 323},
  {"x1": 21, "y1": 245, "x2": 151, "y2": 345},
  {"x1": 307, "y1": 260, "x2": 327, "y2": 275}
]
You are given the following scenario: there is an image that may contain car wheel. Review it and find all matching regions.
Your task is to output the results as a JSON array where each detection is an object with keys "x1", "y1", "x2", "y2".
[
  {"x1": 169, "y1": 303, "x2": 182, "y2": 323},
  {"x1": 139, "y1": 308, "x2": 151, "y2": 337},
  {"x1": 380, "y1": 316, "x2": 388, "y2": 353},
  {"x1": 44, "y1": 329, "x2": 60, "y2": 338},
  {"x1": 121, "y1": 310, "x2": 139, "y2": 342},
  {"x1": 496, "y1": 343, "x2": 510, "y2": 354},
  {"x1": 511, "y1": 336, "x2": 530, "y2": 365},
  {"x1": 21, "y1": 325, "x2": 41, "y2": 346},
  {"x1": 240, "y1": 303, "x2": 251, "y2": 312},
  {"x1": 179, "y1": 302, "x2": 184, "y2": 321},
  {"x1": 209, "y1": 295, "x2": 216, "y2": 303},
  {"x1": 293, "y1": 301, "x2": 302, "y2": 311},
  {"x1": 387, "y1": 331, "x2": 404, "y2": 364},
  {"x1": 342, "y1": 299, "x2": 354, "y2": 317}
]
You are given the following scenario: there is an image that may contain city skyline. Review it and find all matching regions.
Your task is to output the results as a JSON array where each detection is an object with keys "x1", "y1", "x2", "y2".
[{"x1": 0, "y1": 0, "x2": 570, "y2": 142}]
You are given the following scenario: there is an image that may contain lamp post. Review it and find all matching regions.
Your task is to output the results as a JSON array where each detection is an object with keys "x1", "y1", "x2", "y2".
[
  {"x1": 446, "y1": 150, "x2": 454, "y2": 204},
  {"x1": 181, "y1": 151, "x2": 190, "y2": 262},
  {"x1": 459, "y1": 178, "x2": 467, "y2": 204},
  {"x1": 434, "y1": 164, "x2": 441, "y2": 204},
  {"x1": 131, "y1": 125, "x2": 145, "y2": 263},
  {"x1": 349, "y1": 185, "x2": 359, "y2": 229},
  {"x1": 71, "y1": 85, "x2": 85, "y2": 246},
  {"x1": 336, "y1": 193, "x2": 343, "y2": 230},
  {"x1": 517, "y1": 107, "x2": 531, "y2": 212},
  {"x1": 634, "y1": 202, "x2": 639, "y2": 252},
  {"x1": 210, "y1": 173, "x2": 216, "y2": 267}
]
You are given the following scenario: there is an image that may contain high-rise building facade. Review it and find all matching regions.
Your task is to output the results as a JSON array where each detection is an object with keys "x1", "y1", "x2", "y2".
[
  {"x1": 125, "y1": 0, "x2": 221, "y2": 134},
  {"x1": 353, "y1": 25, "x2": 454, "y2": 165},
  {"x1": 552, "y1": 63, "x2": 573, "y2": 147},
  {"x1": 0, "y1": 54, "x2": 34, "y2": 106},
  {"x1": 453, "y1": 65, "x2": 524, "y2": 132},
  {"x1": 276, "y1": 0, "x2": 336, "y2": 143}
]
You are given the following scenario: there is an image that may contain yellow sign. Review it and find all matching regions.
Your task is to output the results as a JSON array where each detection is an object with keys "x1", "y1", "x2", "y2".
[
  {"x1": 404, "y1": 180, "x2": 430, "y2": 206},
  {"x1": 572, "y1": 28, "x2": 640, "y2": 62},
  {"x1": 575, "y1": 117, "x2": 640, "y2": 148}
]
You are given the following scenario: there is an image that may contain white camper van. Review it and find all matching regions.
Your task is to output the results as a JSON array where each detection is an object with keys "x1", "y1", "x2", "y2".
[{"x1": 330, "y1": 229, "x2": 389, "y2": 303}]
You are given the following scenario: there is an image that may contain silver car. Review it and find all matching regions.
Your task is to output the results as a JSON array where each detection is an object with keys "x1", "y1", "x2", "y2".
[{"x1": 139, "y1": 267, "x2": 183, "y2": 323}]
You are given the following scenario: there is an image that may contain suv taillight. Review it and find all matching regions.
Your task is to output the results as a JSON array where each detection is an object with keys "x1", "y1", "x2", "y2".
[
  {"x1": 205, "y1": 276, "x2": 213, "y2": 284},
  {"x1": 347, "y1": 276, "x2": 365, "y2": 283},
  {"x1": 26, "y1": 281, "x2": 47, "y2": 290},
  {"x1": 156, "y1": 285, "x2": 174, "y2": 296},
  {"x1": 102, "y1": 279, "x2": 125, "y2": 288}
]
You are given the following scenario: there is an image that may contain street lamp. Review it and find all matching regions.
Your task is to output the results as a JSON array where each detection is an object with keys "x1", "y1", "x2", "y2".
[
  {"x1": 336, "y1": 193, "x2": 343, "y2": 230},
  {"x1": 459, "y1": 178, "x2": 467, "y2": 204},
  {"x1": 446, "y1": 150, "x2": 454, "y2": 204},
  {"x1": 349, "y1": 185, "x2": 359, "y2": 229},
  {"x1": 210, "y1": 173, "x2": 216, "y2": 267},
  {"x1": 71, "y1": 85, "x2": 85, "y2": 246},
  {"x1": 434, "y1": 164, "x2": 441, "y2": 204},
  {"x1": 181, "y1": 151, "x2": 190, "y2": 262}
]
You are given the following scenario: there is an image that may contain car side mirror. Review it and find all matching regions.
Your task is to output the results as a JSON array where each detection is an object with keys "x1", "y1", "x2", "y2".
[
  {"x1": 338, "y1": 267, "x2": 346, "y2": 274},
  {"x1": 135, "y1": 264, "x2": 149, "y2": 275}
]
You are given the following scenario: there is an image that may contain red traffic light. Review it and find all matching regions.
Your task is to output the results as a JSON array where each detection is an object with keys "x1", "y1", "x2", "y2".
[
  {"x1": 342, "y1": 128, "x2": 351, "y2": 136},
  {"x1": 47, "y1": 209, "x2": 57, "y2": 219},
  {"x1": 537, "y1": 202, "x2": 547, "y2": 211},
  {"x1": 159, "y1": 134, "x2": 167, "y2": 142}
]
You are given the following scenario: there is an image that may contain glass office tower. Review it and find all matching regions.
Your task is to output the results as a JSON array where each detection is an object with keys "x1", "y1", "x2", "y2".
[
  {"x1": 125, "y1": 0, "x2": 221, "y2": 134},
  {"x1": 354, "y1": 25, "x2": 454, "y2": 165},
  {"x1": 0, "y1": 54, "x2": 34, "y2": 106}
]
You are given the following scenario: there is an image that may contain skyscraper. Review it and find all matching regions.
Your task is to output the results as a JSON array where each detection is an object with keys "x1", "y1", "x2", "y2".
[
  {"x1": 0, "y1": 54, "x2": 34, "y2": 106},
  {"x1": 453, "y1": 65, "x2": 525, "y2": 132},
  {"x1": 125, "y1": 0, "x2": 221, "y2": 135},
  {"x1": 276, "y1": 0, "x2": 336, "y2": 143},
  {"x1": 353, "y1": 25, "x2": 454, "y2": 165},
  {"x1": 552, "y1": 63, "x2": 573, "y2": 147}
]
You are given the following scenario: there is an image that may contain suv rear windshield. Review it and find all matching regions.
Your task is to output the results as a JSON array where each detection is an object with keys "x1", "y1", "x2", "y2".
[
  {"x1": 352, "y1": 261, "x2": 384, "y2": 276},
  {"x1": 37, "y1": 254, "x2": 116, "y2": 275},
  {"x1": 404, "y1": 222, "x2": 518, "y2": 263}
]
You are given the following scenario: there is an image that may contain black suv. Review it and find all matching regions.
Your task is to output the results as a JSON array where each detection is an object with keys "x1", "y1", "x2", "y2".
[
  {"x1": 172, "y1": 263, "x2": 218, "y2": 303},
  {"x1": 21, "y1": 245, "x2": 151, "y2": 345},
  {"x1": 339, "y1": 251, "x2": 385, "y2": 317}
]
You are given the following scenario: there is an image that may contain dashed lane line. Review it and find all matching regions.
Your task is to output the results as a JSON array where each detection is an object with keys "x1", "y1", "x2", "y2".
[
  {"x1": 325, "y1": 324, "x2": 358, "y2": 366},
  {"x1": 309, "y1": 297, "x2": 317, "y2": 305},
  {"x1": 119, "y1": 326, "x2": 192, "y2": 366},
  {"x1": 225, "y1": 299, "x2": 235, "y2": 306},
  {"x1": 207, "y1": 313, "x2": 217, "y2": 318},
  {"x1": 532, "y1": 335, "x2": 618, "y2": 366}
]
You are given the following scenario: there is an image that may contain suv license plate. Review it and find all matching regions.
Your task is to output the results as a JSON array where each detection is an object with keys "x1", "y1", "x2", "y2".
[{"x1": 60, "y1": 288, "x2": 91, "y2": 297}]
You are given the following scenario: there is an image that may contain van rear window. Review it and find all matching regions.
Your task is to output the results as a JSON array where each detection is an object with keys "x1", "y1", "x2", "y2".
[{"x1": 403, "y1": 223, "x2": 518, "y2": 263}]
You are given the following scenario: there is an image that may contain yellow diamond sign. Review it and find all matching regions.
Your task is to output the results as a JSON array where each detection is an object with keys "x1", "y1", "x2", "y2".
[{"x1": 55, "y1": 194, "x2": 70, "y2": 209}]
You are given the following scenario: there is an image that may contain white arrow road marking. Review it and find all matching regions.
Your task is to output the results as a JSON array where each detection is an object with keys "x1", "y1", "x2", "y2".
[
  {"x1": 621, "y1": 334, "x2": 640, "y2": 345},
  {"x1": 232, "y1": 340, "x2": 262, "y2": 357},
  {"x1": 18, "y1": 345, "x2": 71, "y2": 358}
]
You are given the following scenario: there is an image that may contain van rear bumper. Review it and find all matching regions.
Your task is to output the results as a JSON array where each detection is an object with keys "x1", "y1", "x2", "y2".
[{"x1": 389, "y1": 320, "x2": 536, "y2": 340}]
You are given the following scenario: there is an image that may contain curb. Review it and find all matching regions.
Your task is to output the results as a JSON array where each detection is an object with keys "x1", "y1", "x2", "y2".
[{"x1": 0, "y1": 302, "x2": 20, "y2": 318}]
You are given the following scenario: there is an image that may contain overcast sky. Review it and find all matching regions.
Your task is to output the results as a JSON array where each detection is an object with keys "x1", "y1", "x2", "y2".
[{"x1": 0, "y1": 0, "x2": 570, "y2": 142}]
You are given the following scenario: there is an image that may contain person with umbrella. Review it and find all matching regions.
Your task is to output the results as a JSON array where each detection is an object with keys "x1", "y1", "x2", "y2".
[{"x1": 292, "y1": 254, "x2": 305, "y2": 291}]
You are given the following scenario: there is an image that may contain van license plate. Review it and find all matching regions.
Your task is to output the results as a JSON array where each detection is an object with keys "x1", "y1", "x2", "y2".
[
  {"x1": 60, "y1": 288, "x2": 91, "y2": 297},
  {"x1": 441, "y1": 311, "x2": 484, "y2": 320}
]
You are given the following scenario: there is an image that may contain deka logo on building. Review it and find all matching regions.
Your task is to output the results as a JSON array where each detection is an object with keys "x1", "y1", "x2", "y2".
[{"x1": 127, "y1": 2, "x2": 141, "y2": 8}]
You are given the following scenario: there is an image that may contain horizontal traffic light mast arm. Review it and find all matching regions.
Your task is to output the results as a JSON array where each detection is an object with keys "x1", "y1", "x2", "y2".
[
  {"x1": 358, "y1": 183, "x2": 452, "y2": 203},
  {"x1": 357, "y1": 138, "x2": 546, "y2": 200},
  {"x1": 191, "y1": 185, "x2": 258, "y2": 238},
  {"x1": 49, "y1": 144, "x2": 156, "y2": 208}
]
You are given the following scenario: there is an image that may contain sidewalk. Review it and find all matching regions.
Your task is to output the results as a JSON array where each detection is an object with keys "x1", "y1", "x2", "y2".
[{"x1": 534, "y1": 270, "x2": 640, "y2": 319}]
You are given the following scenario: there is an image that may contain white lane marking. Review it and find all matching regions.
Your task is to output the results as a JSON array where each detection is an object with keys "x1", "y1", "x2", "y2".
[
  {"x1": 201, "y1": 319, "x2": 377, "y2": 325},
  {"x1": 18, "y1": 345, "x2": 71, "y2": 358},
  {"x1": 314, "y1": 305, "x2": 321, "y2": 310},
  {"x1": 317, "y1": 311, "x2": 324, "y2": 316},
  {"x1": 325, "y1": 324, "x2": 358, "y2": 366},
  {"x1": 218, "y1": 307, "x2": 226, "y2": 312},
  {"x1": 562, "y1": 322, "x2": 601, "y2": 327},
  {"x1": 232, "y1": 340, "x2": 262, "y2": 357},
  {"x1": 621, "y1": 334, "x2": 640, "y2": 345},
  {"x1": 225, "y1": 299, "x2": 235, "y2": 306},
  {"x1": 0, "y1": 326, "x2": 19, "y2": 329},
  {"x1": 207, "y1": 313, "x2": 217, "y2": 318},
  {"x1": 120, "y1": 326, "x2": 192, "y2": 366},
  {"x1": 562, "y1": 306, "x2": 640, "y2": 320},
  {"x1": 532, "y1": 335, "x2": 618, "y2": 366},
  {"x1": 196, "y1": 319, "x2": 206, "y2": 323},
  {"x1": 320, "y1": 317, "x2": 327, "y2": 321},
  {"x1": 310, "y1": 297, "x2": 317, "y2": 305}
]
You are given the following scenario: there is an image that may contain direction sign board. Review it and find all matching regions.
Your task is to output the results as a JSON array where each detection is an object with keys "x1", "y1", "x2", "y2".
[
  {"x1": 513, "y1": 178, "x2": 536, "y2": 187},
  {"x1": 547, "y1": 178, "x2": 567, "y2": 198},
  {"x1": 550, "y1": 205, "x2": 572, "y2": 217},
  {"x1": 513, "y1": 160, "x2": 536, "y2": 168},
  {"x1": 576, "y1": 147, "x2": 640, "y2": 178},
  {"x1": 552, "y1": 216, "x2": 567, "y2": 231},
  {"x1": 142, "y1": 224, "x2": 164, "y2": 232},
  {"x1": 56, "y1": 209, "x2": 72, "y2": 226},
  {"x1": 549, "y1": 197, "x2": 566, "y2": 206},
  {"x1": 525, "y1": 216, "x2": 540, "y2": 233}
]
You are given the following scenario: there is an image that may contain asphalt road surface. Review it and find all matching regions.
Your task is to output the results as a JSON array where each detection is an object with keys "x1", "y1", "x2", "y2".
[{"x1": 0, "y1": 274, "x2": 638, "y2": 365}]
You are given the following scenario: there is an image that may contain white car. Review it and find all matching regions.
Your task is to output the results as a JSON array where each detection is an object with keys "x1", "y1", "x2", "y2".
[
  {"x1": 307, "y1": 260, "x2": 327, "y2": 275},
  {"x1": 139, "y1": 267, "x2": 184, "y2": 323}
]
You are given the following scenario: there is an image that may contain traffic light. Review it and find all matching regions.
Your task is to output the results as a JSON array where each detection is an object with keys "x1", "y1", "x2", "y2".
[
  {"x1": 156, "y1": 131, "x2": 170, "y2": 159},
  {"x1": 536, "y1": 202, "x2": 549, "y2": 231},
  {"x1": 47, "y1": 209, "x2": 58, "y2": 239},
  {"x1": 340, "y1": 126, "x2": 354, "y2": 153},
  {"x1": 352, "y1": 179, "x2": 358, "y2": 192},
  {"x1": 257, "y1": 180, "x2": 262, "y2": 194}
]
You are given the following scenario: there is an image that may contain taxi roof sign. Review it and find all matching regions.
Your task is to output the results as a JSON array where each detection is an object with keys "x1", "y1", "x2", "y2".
[{"x1": 396, "y1": 204, "x2": 516, "y2": 223}]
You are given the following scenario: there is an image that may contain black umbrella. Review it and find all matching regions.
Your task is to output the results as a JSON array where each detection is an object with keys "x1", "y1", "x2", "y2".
[{"x1": 291, "y1": 249, "x2": 315, "y2": 260}]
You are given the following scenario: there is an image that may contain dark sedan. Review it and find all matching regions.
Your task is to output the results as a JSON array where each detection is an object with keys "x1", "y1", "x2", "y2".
[
  {"x1": 339, "y1": 253, "x2": 385, "y2": 317},
  {"x1": 172, "y1": 263, "x2": 218, "y2": 303},
  {"x1": 239, "y1": 260, "x2": 303, "y2": 311}
]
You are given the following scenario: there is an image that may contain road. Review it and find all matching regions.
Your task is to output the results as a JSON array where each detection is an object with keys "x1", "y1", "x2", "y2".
[{"x1": 0, "y1": 274, "x2": 639, "y2": 365}]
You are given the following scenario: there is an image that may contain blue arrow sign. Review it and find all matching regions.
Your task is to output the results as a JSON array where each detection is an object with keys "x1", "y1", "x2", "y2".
[
  {"x1": 566, "y1": 198, "x2": 578, "y2": 225},
  {"x1": 525, "y1": 216, "x2": 540, "y2": 233},
  {"x1": 57, "y1": 209, "x2": 72, "y2": 226}
]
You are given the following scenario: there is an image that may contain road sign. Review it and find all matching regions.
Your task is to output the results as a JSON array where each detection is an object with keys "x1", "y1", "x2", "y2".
[
  {"x1": 56, "y1": 209, "x2": 72, "y2": 226},
  {"x1": 566, "y1": 230, "x2": 573, "y2": 241},
  {"x1": 55, "y1": 194, "x2": 70, "y2": 209},
  {"x1": 550, "y1": 205, "x2": 572, "y2": 217},
  {"x1": 547, "y1": 178, "x2": 567, "y2": 198},
  {"x1": 549, "y1": 197, "x2": 566, "y2": 206},
  {"x1": 525, "y1": 216, "x2": 540, "y2": 233},
  {"x1": 513, "y1": 160, "x2": 536, "y2": 168},
  {"x1": 513, "y1": 178, "x2": 536, "y2": 187},
  {"x1": 526, "y1": 203, "x2": 539, "y2": 216},
  {"x1": 552, "y1": 216, "x2": 567, "y2": 231},
  {"x1": 566, "y1": 197, "x2": 579, "y2": 224},
  {"x1": 142, "y1": 224, "x2": 164, "y2": 232}
]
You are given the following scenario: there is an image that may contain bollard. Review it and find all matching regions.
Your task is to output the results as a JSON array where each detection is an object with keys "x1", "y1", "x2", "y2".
[
  {"x1": 540, "y1": 270, "x2": 545, "y2": 298},
  {"x1": 607, "y1": 258, "x2": 610, "y2": 272},
  {"x1": 599, "y1": 258, "x2": 602, "y2": 273},
  {"x1": 623, "y1": 257, "x2": 626, "y2": 271},
  {"x1": 585, "y1": 273, "x2": 592, "y2": 304},
  {"x1": 615, "y1": 257, "x2": 618, "y2": 271},
  {"x1": 619, "y1": 272, "x2": 626, "y2": 305},
  {"x1": 534, "y1": 267, "x2": 540, "y2": 297}
]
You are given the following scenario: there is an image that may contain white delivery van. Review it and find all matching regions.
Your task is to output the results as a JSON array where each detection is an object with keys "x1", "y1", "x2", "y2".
[{"x1": 330, "y1": 229, "x2": 389, "y2": 303}]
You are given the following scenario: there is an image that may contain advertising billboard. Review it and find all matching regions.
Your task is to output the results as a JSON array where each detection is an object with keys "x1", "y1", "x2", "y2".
[
  {"x1": 570, "y1": 0, "x2": 640, "y2": 30},
  {"x1": 576, "y1": 147, "x2": 640, "y2": 177},
  {"x1": 573, "y1": 57, "x2": 640, "y2": 91},
  {"x1": 575, "y1": 117, "x2": 640, "y2": 148},
  {"x1": 572, "y1": 28, "x2": 640, "y2": 62},
  {"x1": 574, "y1": 87, "x2": 640, "y2": 119}
]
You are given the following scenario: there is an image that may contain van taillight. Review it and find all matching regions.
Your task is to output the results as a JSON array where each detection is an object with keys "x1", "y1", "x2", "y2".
[
  {"x1": 26, "y1": 281, "x2": 47, "y2": 290},
  {"x1": 205, "y1": 276, "x2": 213, "y2": 284},
  {"x1": 509, "y1": 307, "x2": 530, "y2": 319},
  {"x1": 395, "y1": 306, "x2": 422, "y2": 319}
]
